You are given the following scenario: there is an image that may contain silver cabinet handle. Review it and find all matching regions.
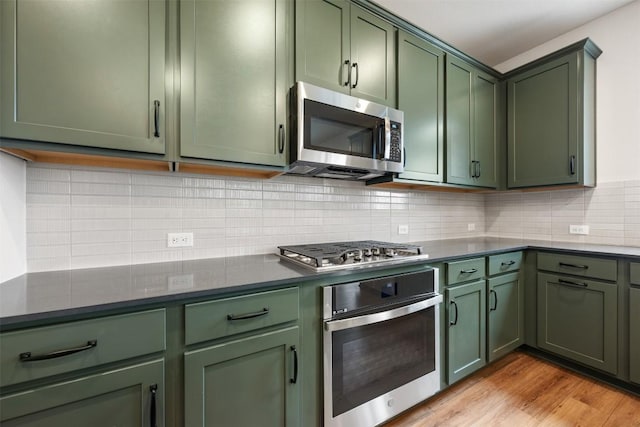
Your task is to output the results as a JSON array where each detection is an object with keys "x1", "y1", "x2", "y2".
[
  {"x1": 325, "y1": 294, "x2": 443, "y2": 332},
  {"x1": 343, "y1": 60, "x2": 351, "y2": 87},
  {"x1": 351, "y1": 62, "x2": 359, "y2": 89},
  {"x1": 153, "y1": 100, "x2": 160, "y2": 138}
]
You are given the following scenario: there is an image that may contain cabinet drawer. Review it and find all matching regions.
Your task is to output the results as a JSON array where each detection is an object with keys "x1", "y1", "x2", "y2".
[
  {"x1": 185, "y1": 287, "x2": 299, "y2": 346},
  {"x1": 537, "y1": 252, "x2": 617, "y2": 281},
  {"x1": 0, "y1": 309, "x2": 166, "y2": 388},
  {"x1": 631, "y1": 262, "x2": 640, "y2": 286},
  {"x1": 446, "y1": 258, "x2": 485, "y2": 285},
  {"x1": 488, "y1": 252, "x2": 523, "y2": 276}
]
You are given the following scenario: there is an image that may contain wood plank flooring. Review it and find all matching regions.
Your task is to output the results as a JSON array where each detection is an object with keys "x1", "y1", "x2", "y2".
[{"x1": 384, "y1": 351, "x2": 640, "y2": 427}]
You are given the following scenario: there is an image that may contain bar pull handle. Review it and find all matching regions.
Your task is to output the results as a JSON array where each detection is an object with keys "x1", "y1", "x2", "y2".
[
  {"x1": 490, "y1": 289, "x2": 498, "y2": 311},
  {"x1": 570, "y1": 155, "x2": 576, "y2": 175},
  {"x1": 278, "y1": 124, "x2": 285, "y2": 154},
  {"x1": 149, "y1": 384, "x2": 158, "y2": 427},
  {"x1": 403, "y1": 147, "x2": 406, "y2": 167},
  {"x1": 227, "y1": 308, "x2": 269, "y2": 321},
  {"x1": 501, "y1": 260, "x2": 516, "y2": 267},
  {"x1": 450, "y1": 300, "x2": 459, "y2": 326},
  {"x1": 290, "y1": 345, "x2": 298, "y2": 384},
  {"x1": 460, "y1": 268, "x2": 478, "y2": 274},
  {"x1": 153, "y1": 100, "x2": 160, "y2": 138},
  {"x1": 559, "y1": 262, "x2": 589, "y2": 270},
  {"x1": 476, "y1": 161, "x2": 481, "y2": 178},
  {"x1": 343, "y1": 60, "x2": 351, "y2": 86},
  {"x1": 470, "y1": 160, "x2": 477, "y2": 178},
  {"x1": 20, "y1": 340, "x2": 97, "y2": 362},
  {"x1": 555, "y1": 279, "x2": 588, "y2": 289},
  {"x1": 351, "y1": 63, "x2": 359, "y2": 89}
]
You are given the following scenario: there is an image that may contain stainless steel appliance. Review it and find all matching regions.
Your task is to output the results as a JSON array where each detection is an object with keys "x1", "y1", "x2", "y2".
[
  {"x1": 323, "y1": 269, "x2": 442, "y2": 427},
  {"x1": 277, "y1": 241, "x2": 428, "y2": 272},
  {"x1": 287, "y1": 81, "x2": 404, "y2": 180}
]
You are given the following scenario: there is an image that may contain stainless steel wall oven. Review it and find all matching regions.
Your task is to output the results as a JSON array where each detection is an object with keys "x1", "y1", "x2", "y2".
[{"x1": 322, "y1": 268, "x2": 442, "y2": 427}]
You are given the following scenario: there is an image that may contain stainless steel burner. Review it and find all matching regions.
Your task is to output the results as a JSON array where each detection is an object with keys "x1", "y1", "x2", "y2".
[{"x1": 277, "y1": 241, "x2": 429, "y2": 271}]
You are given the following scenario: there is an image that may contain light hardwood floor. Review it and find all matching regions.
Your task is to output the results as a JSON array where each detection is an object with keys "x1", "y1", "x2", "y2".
[{"x1": 385, "y1": 351, "x2": 640, "y2": 426}]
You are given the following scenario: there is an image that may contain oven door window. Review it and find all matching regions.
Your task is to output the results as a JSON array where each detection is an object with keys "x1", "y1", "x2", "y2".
[
  {"x1": 304, "y1": 99, "x2": 384, "y2": 159},
  {"x1": 329, "y1": 307, "x2": 436, "y2": 417}
]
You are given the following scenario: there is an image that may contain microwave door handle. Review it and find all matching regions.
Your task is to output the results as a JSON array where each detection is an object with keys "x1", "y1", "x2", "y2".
[
  {"x1": 384, "y1": 118, "x2": 391, "y2": 160},
  {"x1": 377, "y1": 123, "x2": 385, "y2": 159},
  {"x1": 324, "y1": 294, "x2": 443, "y2": 332}
]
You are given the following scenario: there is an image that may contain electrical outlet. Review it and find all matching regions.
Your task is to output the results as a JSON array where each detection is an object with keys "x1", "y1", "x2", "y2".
[
  {"x1": 167, "y1": 232, "x2": 194, "y2": 247},
  {"x1": 569, "y1": 225, "x2": 590, "y2": 235},
  {"x1": 468, "y1": 223, "x2": 476, "y2": 231},
  {"x1": 398, "y1": 224, "x2": 409, "y2": 235}
]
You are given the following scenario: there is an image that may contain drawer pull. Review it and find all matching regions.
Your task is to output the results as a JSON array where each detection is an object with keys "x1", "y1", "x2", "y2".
[
  {"x1": 227, "y1": 308, "x2": 269, "y2": 321},
  {"x1": 559, "y1": 262, "x2": 589, "y2": 270},
  {"x1": 554, "y1": 279, "x2": 588, "y2": 289},
  {"x1": 290, "y1": 345, "x2": 298, "y2": 384},
  {"x1": 460, "y1": 268, "x2": 478, "y2": 274},
  {"x1": 501, "y1": 260, "x2": 516, "y2": 267},
  {"x1": 19, "y1": 339, "x2": 97, "y2": 362},
  {"x1": 150, "y1": 384, "x2": 158, "y2": 427}
]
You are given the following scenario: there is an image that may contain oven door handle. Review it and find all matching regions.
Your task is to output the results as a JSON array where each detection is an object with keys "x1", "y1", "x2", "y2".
[{"x1": 324, "y1": 294, "x2": 443, "y2": 332}]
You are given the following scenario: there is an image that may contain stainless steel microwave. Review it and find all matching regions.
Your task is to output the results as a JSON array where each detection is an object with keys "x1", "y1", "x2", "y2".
[{"x1": 287, "y1": 82, "x2": 404, "y2": 180}]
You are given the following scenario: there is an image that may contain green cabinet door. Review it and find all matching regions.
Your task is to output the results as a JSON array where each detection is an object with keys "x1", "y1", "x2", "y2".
[
  {"x1": 446, "y1": 280, "x2": 486, "y2": 384},
  {"x1": 180, "y1": 0, "x2": 290, "y2": 166},
  {"x1": 0, "y1": 0, "x2": 166, "y2": 154},
  {"x1": 349, "y1": 5, "x2": 396, "y2": 106},
  {"x1": 473, "y1": 71, "x2": 500, "y2": 188},
  {"x1": 537, "y1": 272, "x2": 618, "y2": 374},
  {"x1": 630, "y1": 288, "x2": 640, "y2": 385},
  {"x1": 184, "y1": 326, "x2": 300, "y2": 427},
  {"x1": 446, "y1": 56, "x2": 499, "y2": 188},
  {"x1": 488, "y1": 272, "x2": 524, "y2": 362},
  {"x1": 0, "y1": 359, "x2": 164, "y2": 426},
  {"x1": 294, "y1": 0, "x2": 396, "y2": 107},
  {"x1": 295, "y1": 0, "x2": 350, "y2": 94},
  {"x1": 507, "y1": 40, "x2": 600, "y2": 188},
  {"x1": 397, "y1": 30, "x2": 444, "y2": 182}
]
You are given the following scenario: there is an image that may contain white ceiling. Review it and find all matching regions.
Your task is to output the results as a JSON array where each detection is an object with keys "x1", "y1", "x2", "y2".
[{"x1": 372, "y1": 0, "x2": 636, "y2": 66}]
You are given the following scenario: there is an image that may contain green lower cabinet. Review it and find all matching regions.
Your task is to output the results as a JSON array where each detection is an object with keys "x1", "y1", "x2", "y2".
[
  {"x1": 446, "y1": 280, "x2": 487, "y2": 384},
  {"x1": 184, "y1": 326, "x2": 300, "y2": 427},
  {"x1": 0, "y1": 359, "x2": 164, "y2": 426},
  {"x1": 537, "y1": 272, "x2": 618, "y2": 374},
  {"x1": 487, "y1": 273, "x2": 524, "y2": 362},
  {"x1": 630, "y1": 288, "x2": 640, "y2": 385}
]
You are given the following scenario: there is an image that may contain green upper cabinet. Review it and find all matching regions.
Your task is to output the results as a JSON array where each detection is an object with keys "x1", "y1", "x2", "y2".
[
  {"x1": 396, "y1": 30, "x2": 445, "y2": 182},
  {"x1": 180, "y1": 0, "x2": 291, "y2": 166},
  {"x1": 295, "y1": 0, "x2": 396, "y2": 107},
  {"x1": 446, "y1": 56, "x2": 501, "y2": 188},
  {"x1": 507, "y1": 39, "x2": 601, "y2": 188},
  {"x1": 0, "y1": 0, "x2": 166, "y2": 154}
]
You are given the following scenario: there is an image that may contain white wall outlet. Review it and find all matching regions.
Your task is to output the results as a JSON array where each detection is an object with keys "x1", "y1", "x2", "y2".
[
  {"x1": 468, "y1": 223, "x2": 476, "y2": 231},
  {"x1": 167, "y1": 232, "x2": 194, "y2": 247},
  {"x1": 398, "y1": 224, "x2": 409, "y2": 235},
  {"x1": 569, "y1": 225, "x2": 590, "y2": 235}
]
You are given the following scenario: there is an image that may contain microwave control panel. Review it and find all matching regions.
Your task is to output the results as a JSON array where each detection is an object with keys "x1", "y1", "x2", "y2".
[{"x1": 389, "y1": 122, "x2": 402, "y2": 162}]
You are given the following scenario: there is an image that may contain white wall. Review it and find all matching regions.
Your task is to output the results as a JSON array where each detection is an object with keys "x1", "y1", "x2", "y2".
[
  {"x1": 0, "y1": 152, "x2": 27, "y2": 281},
  {"x1": 494, "y1": 0, "x2": 640, "y2": 183}
]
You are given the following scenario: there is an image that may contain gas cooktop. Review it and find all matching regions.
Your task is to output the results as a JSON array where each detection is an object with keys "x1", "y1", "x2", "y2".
[{"x1": 277, "y1": 240, "x2": 429, "y2": 272}]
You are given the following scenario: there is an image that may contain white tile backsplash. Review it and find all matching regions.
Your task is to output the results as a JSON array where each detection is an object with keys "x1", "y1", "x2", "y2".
[{"x1": 24, "y1": 163, "x2": 640, "y2": 272}]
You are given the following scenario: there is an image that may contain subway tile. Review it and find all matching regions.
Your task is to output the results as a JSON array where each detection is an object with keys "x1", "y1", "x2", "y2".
[
  {"x1": 27, "y1": 180, "x2": 71, "y2": 195},
  {"x1": 71, "y1": 169, "x2": 131, "y2": 184},
  {"x1": 27, "y1": 166, "x2": 70, "y2": 182}
]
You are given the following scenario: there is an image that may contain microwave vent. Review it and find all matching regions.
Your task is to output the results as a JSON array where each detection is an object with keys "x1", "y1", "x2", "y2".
[{"x1": 288, "y1": 165, "x2": 320, "y2": 175}]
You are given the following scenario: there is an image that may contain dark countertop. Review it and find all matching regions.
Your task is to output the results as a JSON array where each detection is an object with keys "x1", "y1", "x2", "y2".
[{"x1": 2, "y1": 237, "x2": 639, "y2": 328}]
